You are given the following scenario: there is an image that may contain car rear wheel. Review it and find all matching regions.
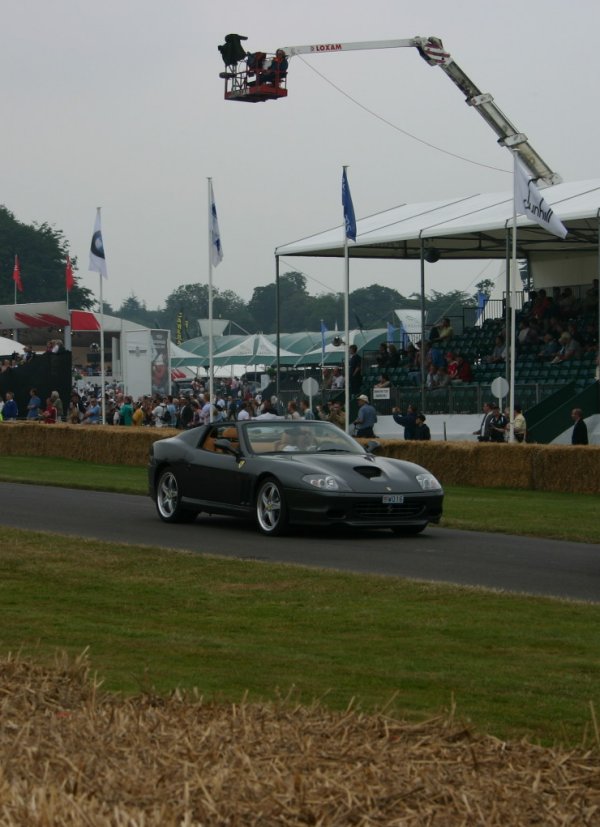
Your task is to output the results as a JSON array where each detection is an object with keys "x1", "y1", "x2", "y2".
[
  {"x1": 156, "y1": 469, "x2": 197, "y2": 523},
  {"x1": 390, "y1": 524, "x2": 427, "y2": 536},
  {"x1": 256, "y1": 478, "x2": 288, "y2": 536}
]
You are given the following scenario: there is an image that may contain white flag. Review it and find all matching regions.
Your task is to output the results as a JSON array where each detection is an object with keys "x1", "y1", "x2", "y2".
[
  {"x1": 209, "y1": 181, "x2": 223, "y2": 267},
  {"x1": 514, "y1": 157, "x2": 567, "y2": 239},
  {"x1": 88, "y1": 208, "x2": 107, "y2": 278}
]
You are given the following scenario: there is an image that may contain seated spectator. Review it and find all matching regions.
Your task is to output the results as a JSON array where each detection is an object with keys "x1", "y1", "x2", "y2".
[
  {"x1": 529, "y1": 288, "x2": 551, "y2": 322},
  {"x1": 374, "y1": 373, "x2": 391, "y2": 388},
  {"x1": 557, "y1": 287, "x2": 579, "y2": 318},
  {"x1": 485, "y1": 336, "x2": 506, "y2": 364},
  {"x1": 387, "y1": 344, "x2": 400, "y2": 368},
  {"x1": 445, "y1": 353, "x2": 458, "y2": 380},
  {"x1": 454, "y1": 355, "x2": 473, "y2": 383},
  {"x1": 551, "y1": 331, "x2": 582, "y2": 363},
  {"x1": 579, "y1": 322, "x2": 598, "y2": 353},
  {"x1": 517, "y1": 318, "x2": 538, "y2": 347},
  {"x1": 376, "y1": 342, "x2": 390, "y2": 368}
]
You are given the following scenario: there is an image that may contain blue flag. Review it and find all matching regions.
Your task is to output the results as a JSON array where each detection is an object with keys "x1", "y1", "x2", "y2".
[
  {"x1": 209, "y1": 180, "x2": 223, "y2": 267},
  {"x1": 476, "y1": 291, "x2": 488, "y2": 325},
  {"x1": 342, "y1": 169, "x2": 356, "y2": 242},
  {"x1": 320, "y1": 320, "x2": 328, "y2": 357},
  {"x1": 386, "y1": 322, "x2": 396, "y2": 344}
]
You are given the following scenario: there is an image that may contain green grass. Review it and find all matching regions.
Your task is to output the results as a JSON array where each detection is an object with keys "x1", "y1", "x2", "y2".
[
  {"x1": 1, "y1": 456, "x2": 598, "y2": 542},
  {"x1": 1, "y1": 528, "x2": 599, "y2": 748},
  {"x1": 1, "y1": 455, "x2": 599, "y2": 747}
]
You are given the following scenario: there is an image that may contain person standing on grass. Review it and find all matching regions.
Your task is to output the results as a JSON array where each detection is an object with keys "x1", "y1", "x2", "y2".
[
  {"x1": 571, "y1": 408, "x2": 588, "y2": 445},
  {"x1": 2, "y1": 391, "x2": 18, "y2": 421},
  {"x1": 354, "y1": 394, "x2": 377, "y2": 438},
  {"x1": 26, "y1": 387, "x2": 42, "y2": 420}
]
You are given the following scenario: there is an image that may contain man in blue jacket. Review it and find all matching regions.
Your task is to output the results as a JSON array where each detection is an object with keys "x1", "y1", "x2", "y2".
[{"x1": 392, "y1": 404, "x2": 417, "y2": 439}]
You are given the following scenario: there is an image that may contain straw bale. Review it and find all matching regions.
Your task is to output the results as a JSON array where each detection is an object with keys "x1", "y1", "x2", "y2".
[
  {"x1": 0, "y1": 423, "x2": 175, "y2": 466},
  {"x1": 1, "y1": 652, "x2": 599, "y2": 826},
  {"x1": 531, "y1": 444, "x2": 600, "y2": 495},
  {"x1": 2, "y1": 425, "x2": 599, "y2": 490}
]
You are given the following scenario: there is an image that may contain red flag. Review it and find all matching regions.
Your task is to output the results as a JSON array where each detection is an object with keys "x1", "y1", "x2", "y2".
[
  {"x1": 12, "y1": 255, "x2": 23, "y2": 293},
  {"x1": 66, "y1": 255, "x2": 74, "y2": 292}
]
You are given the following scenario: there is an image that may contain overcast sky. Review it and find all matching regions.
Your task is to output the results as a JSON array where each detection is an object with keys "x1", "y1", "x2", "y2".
[{"x1": 2, "y1": 0, "x2": 598, "y2": 313}]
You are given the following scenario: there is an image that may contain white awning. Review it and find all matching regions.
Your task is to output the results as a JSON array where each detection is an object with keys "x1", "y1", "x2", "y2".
[{"x1": 276, "y1": 179, "x2": 600, "y2": 261}]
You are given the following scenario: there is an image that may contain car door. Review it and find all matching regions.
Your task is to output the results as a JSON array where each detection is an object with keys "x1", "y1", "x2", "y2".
[{"x1": 186, "y1": 425, "x2": 245, "y2": 511}]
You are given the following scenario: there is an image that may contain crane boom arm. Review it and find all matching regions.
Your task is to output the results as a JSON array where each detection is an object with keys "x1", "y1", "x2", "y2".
[{"x1": 282, "y1": 36, "x2": 560, "y2": 185}]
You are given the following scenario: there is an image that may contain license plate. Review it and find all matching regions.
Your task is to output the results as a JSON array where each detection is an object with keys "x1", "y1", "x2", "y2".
[{"x1": 382, "y1": 494, "x2": 404, "y2": 504}]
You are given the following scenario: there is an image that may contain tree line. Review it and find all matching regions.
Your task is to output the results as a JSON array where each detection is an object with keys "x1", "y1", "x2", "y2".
[{"x1": 1, "y1": 205, "x2": 490, "y2": 341}]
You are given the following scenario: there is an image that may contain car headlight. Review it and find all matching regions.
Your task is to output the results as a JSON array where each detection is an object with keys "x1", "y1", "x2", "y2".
[
  {"x1": 302, "y1": 474, "x2": 351, "y2": 492},
  {"x1": 416, "y1": 473, "x2": 442, "y2": 491}
]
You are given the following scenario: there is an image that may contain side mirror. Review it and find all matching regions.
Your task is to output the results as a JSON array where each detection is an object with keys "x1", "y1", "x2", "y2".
[{"x1": 365, "y1": 440, "x2": 382, "y2": 454}]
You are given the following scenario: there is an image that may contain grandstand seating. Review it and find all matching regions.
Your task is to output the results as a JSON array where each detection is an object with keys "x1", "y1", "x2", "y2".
[{"x1": 360, "y1": 312, "x2": 597, "y2": 416}]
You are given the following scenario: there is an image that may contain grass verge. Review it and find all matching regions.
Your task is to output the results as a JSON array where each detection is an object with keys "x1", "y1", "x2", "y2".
[{"x1": 1, "y1": 527, "x2": 599, "y2": 748}]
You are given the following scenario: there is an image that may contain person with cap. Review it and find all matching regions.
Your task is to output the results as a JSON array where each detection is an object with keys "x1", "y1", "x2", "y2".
[
  {"x1": 414, "y1": 413, "x2": 431, "y2": 441},
  {"x1": 392, "y1": 404, "x2": 418, "y2": 440},
  {"x1": 353, "y1": 394, "x2": 377, "y2": 438}
]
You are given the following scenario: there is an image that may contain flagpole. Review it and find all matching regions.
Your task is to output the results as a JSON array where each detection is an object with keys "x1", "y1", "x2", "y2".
[
  {"x1": 342, "y1": 166, "x2": 351, "y2": 434},
  {"x1": 13, "y1": 255, "x2": 19, "y2": 343},
  {"x1": 99, "y1": 269, "x2": 106, "y2": 425},
  {"x1": 208, "y1": 178, "x2": 214, "y2": 423},
  {"x1": 509, "y1": 153, "x2": 518, "y2": 443},
  {"x1": 65, "y1": 257, "x2": 72, "y2": 352}
]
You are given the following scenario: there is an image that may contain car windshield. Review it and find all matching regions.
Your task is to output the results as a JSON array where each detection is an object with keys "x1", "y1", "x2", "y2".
[{"x1": 243, "y1": 421, "x2": 364, "y2": 456}]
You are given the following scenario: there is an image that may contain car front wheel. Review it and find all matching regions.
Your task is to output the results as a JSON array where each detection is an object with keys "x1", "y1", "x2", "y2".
[
  {"x1": 156, "y1": 469, "x2": 197, "y2": 523},
  {"x1": 256, "y1": 478, "x2": 288, "y2": 536}
]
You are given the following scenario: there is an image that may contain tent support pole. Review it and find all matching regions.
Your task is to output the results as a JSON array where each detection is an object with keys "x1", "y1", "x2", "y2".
[
  {"x1": 505, "y1": 228, "x2": 511, "y2": 388},
  {"x1": 597, "y1": 210, "x2": 600, "y2": 380},
  {"x1": 419, "y1": 238, "x2": 426, "y2": 414},
  {"x1": 275, "y1": 255, "x2": 280, "y2": 407}
]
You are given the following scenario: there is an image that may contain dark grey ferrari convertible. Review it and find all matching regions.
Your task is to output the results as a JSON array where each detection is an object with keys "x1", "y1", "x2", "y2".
[{"x1": 148, "y1": 419, "x2": 443, "y2": 536}]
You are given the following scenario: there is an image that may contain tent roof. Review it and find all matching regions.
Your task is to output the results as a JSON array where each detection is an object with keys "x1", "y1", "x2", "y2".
[{"x1": 276, "y1": 179, "x2": 600, "y2": 261}]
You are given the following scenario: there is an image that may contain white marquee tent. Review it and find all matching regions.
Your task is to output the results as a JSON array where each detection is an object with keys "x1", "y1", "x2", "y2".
[{"x1": 275, "y1": 179, "x2": 600, "y2": 263}]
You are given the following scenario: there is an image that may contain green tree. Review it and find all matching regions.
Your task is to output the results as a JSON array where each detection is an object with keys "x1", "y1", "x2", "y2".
[
  {"x1": 350, "y1": 285, "x2": 412, "y2": 328},
  {"x1": 248, "y1": 272, "x2": 311, "y2": 333},
  {"x1": 0, "y1": 206, "x2": 94, "y2": 308}
]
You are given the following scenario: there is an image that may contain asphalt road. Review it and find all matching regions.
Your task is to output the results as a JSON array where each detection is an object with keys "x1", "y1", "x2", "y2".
[{"x1": 1, "y1": 482, "x2": 599, "y2": 603}]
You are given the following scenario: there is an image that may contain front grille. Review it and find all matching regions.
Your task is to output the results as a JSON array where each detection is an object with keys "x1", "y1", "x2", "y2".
[{"x1": 350, "y1": 500, "x2": 426, "y2": 521}]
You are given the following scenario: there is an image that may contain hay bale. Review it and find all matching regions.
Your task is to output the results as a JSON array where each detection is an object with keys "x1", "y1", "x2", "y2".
[{"x1": 1, "y1": 652, "x2": 599, "y2": 825}]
